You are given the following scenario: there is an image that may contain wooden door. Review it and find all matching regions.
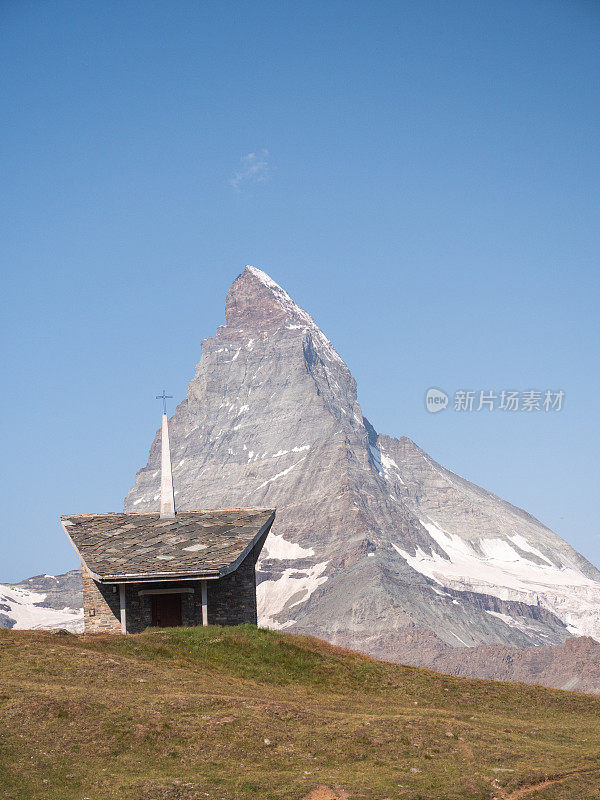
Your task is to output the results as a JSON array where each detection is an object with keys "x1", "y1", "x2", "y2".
[{"x1": 151, "y1": 593, "x2": 183, "y2": 627}]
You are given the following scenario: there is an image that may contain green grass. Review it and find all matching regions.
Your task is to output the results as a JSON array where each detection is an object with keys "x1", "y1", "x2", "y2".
[{"x1": 1, "y1": 625, "x2": 599, "y2": 799}]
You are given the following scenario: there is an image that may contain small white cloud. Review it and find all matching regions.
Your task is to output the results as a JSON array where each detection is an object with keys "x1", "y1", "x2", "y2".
[{"x1": 229, "y1": 149, "x2": 270, "y2": 191}]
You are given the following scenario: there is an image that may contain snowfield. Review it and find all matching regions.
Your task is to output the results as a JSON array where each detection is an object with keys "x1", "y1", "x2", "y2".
[
  {"x1": 0, "y1": 584, "x2": 83, "y2": 632},
  {"x1": 257, "y1": 532, "x2": 328, "y2": 629},
  {"x1": 392, "y1": 518, "x2": 600, "y2": 640}
]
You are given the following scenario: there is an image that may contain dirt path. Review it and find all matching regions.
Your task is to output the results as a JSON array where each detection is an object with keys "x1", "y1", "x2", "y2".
[
  {"x1": 300, "y1": 787, "x2": 350, "y2": 800},
  {"x1": 495, "y1": 767, "x2": 600, "y2": 799}
]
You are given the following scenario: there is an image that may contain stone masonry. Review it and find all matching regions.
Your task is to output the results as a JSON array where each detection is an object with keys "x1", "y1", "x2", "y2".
[
  {"x1": 82, "y1": 567, "x2": 121, "y2": 633},
  {"x1": 81, "y1": 545, "x2": 260, "y2": 634},
  {"x1": 207, "y1": 542, "x2": 260, "y2": 626}
]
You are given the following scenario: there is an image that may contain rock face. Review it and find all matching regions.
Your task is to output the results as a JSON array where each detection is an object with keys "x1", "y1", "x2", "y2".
[
  {"x1": 0, "y1": 571, "x2": 83, "y2": 632},
  {"x1": 124, "y1": 266, "x2": 600, "y2": 664},
  {"x1": 413, "y1": 636, "x2": 600, "y2": 695}
]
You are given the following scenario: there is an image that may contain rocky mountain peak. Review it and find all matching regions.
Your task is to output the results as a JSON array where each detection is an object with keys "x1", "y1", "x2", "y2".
[
  {"x1": 225, "y1": 266, "x2": 292, "y2": 331},
  {"x1": 223, "y1": 266, "x2": 344, "y2": 363},
  {"x1": 124, "y1": 265, "x2": 600, "y2": 658},
  {"x1": 224, "y1": 266, "x2": 315, "y2": 330}
]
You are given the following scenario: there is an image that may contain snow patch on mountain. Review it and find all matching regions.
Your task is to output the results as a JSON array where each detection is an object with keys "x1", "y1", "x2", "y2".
[
  {"x1": 257, "y1": 561, "x2": 329, "y2": 629},
  {"x1": 261, "y1": 532, "x2": 315, "y2": 561},
  {"x1": 381, "y1": 452, "x2": 404, "y2": 481},
  {"x1": 392, "y1": 518, "x2": 600, "y2": 639},
  {"x1": 508, "y1": 533, "x2": 554, "y2": 565},
  {"x1": 484, "y1": 609, "x2": 551, "y2": 638},
  {"x1": 256, "y1": 456, "x2": 307, "y2": 491},
  {"x1": 369, "y1": 443, "x2": 405, "y2": 485},
  {"x1": 0, "y1": 584, "x2": 83, "y2": 632}
]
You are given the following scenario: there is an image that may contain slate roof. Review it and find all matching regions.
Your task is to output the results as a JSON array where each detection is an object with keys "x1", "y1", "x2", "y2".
[{"x1": 60, "y1": 508, "x2": 275, "y2": 583}]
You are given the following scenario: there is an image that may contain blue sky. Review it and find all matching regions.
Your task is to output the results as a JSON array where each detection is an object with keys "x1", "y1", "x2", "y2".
[{"x1": 1, "y1": 1, "x2": 599, "y2": 582}]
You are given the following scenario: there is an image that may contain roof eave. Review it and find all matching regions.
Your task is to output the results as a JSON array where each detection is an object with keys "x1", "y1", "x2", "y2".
[
  {"x1": 216, "y1": 509, "x2": 276, "y2": 579},
  {"x1": 96, "y1": 570, "x2": 222, "y2": 583},
  {"x1": 61, "y1": 509, "x2": 276, "y2": 584}
]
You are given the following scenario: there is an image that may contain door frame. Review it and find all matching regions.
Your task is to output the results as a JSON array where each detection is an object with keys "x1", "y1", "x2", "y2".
[{"x1": 151, "y1": 592, "x2": 183, "y2": 627}]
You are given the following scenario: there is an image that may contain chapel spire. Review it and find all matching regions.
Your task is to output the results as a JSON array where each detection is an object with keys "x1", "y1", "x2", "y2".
[{"x1": 156, "y1": 391, "x2": 175, "y2": 519}]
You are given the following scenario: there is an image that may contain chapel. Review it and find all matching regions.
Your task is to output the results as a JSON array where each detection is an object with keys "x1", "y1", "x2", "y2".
[{"x1": 61, "y1": 407, "x2": 275, "y2": 633}]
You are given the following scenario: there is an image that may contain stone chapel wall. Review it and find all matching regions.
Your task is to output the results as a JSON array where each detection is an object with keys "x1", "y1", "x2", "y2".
[{"x1": 81, "y1": 567, "x2": 121, "y2": 633}]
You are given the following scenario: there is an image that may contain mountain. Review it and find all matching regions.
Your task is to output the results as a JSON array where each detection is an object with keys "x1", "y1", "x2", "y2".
[
  {"x1": 0, "y1": 571, "x2": 83, "y2": 632},
  {"x1": 124, "y1": 266, "x2": 600, "y2": 665}
]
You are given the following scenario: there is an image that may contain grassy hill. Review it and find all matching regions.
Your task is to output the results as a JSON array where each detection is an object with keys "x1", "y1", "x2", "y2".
[{"x1": 0, "y1": 626, "x2": 599, "y2": 800}]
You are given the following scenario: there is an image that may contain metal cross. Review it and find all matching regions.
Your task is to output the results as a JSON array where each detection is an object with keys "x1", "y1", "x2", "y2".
[{"x1": 156, "y1": 390, "x2": 173, "y2": 415}]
